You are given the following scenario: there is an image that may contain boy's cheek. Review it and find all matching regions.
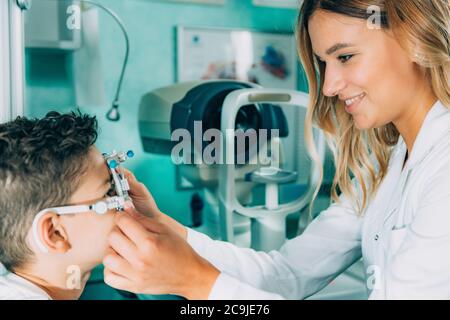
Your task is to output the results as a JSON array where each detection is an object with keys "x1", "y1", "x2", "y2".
[
  {"x1": 93, "y1": 211, "x2": 117, "y2": 237},
  {"x1": 99, "y1": 211, "x2": 118, "y2": 243},
  {"x1": 81, "y1": 212, "x2": 118, "y2": 262},
  {"x1": 72, "y1": 212, "x2": 116, "y2": 247}
]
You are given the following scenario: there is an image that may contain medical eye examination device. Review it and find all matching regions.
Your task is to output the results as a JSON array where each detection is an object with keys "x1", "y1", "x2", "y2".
[
  {"x1": 139, "y1": 80, "x2": 325, "y2": 251},
  {"x1": 32, "y1": 150, "x2": 134, "y2": 253},
  {"x1": 104, "y1": 150, "x2": 135, "y2": 204}
]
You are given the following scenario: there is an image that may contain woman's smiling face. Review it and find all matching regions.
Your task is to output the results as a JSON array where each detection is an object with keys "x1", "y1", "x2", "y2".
[{"x1": 308, "y1": 9, "x2": 427, "y2": 130}]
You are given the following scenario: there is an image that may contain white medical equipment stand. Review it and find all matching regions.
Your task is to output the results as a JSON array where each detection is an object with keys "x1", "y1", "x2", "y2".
[
  {"x1": 0, "y1": 0, "x2": 29, "y2": 122},
  {"x1": 219, "y1": 89, "x2": 326, "y2": 251}
]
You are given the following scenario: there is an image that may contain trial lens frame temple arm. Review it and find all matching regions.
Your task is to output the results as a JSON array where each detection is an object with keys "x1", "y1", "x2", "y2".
[{"x1": 32, "y1": 196, "x2": 126, "y2": 253}]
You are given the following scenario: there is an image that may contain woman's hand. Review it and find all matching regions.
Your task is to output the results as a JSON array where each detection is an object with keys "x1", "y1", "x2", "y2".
[
  {"x1": 120, "y1": 168, "x2": 187, "y2": 239},
  {"x1": 103, "y1": 206, "x2": 220, "y2": 299},
  {"x1": 119, "y1": 168, "x2": 159, "y2": 217}
]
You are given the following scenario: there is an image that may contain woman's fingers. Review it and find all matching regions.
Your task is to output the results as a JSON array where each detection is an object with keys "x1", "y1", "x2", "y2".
[
  {"x1": 123, "y1": 203, "x2": 163, "y2": 233},
  {"x1": 118, "y1": 168, "x2": 145, "y2": 194},
  {"x1": 123, "y1": 201, "x2": 142, "y2": 219},
  {"x1": 117, "y1": 167, "x2": 144, "y2": 197},
  {"x1": 115, "y1": 212, "x2": 161, "y2": 246},
  {"x1": 104, "y1": 267, "x2": 133, "y2": 292},
  {"x1": 107, "y1": 226, "x2": 142, "y2": 268},
  {"x1": 117, "y1": 167, "x2": 136, "y2": 182},
  {"x1": 118, "y1": 168, "x2": 159, "y2": 217},
  {"x1": 103, "y1": 249, "x2": 135, "y2": 276}
]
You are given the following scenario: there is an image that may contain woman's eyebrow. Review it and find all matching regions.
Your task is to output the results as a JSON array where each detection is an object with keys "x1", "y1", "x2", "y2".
[
  {"x1": 325, "y1": 42, "x2": 354, "y2": 55},
  {"x1": 313, "y1": 43, "x2": 355, "y2": 61}
]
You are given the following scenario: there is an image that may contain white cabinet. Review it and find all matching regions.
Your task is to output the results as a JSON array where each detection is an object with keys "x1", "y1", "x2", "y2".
[
  {"x1": 24, "y1": 0, "x2": 81, "y2": 50},
  {"x1": 1, "y1": 0, "x2": 27, "y2": 122}
]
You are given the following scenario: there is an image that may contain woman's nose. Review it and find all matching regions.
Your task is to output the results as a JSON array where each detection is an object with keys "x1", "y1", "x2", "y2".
[{"x1": 322, "y1": 66, "x2": 346, "y2": 98}]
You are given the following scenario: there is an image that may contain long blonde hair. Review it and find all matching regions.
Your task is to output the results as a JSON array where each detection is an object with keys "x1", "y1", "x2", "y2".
[{"x1": 297, "y1": 0, "x2": 450, "y2": 214}]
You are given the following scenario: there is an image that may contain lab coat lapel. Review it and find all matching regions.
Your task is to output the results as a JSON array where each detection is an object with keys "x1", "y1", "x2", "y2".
[
  {"x1": 380, "y1": 141, "x2": 407, "y2": 226},
  {"x1": 402, "y1": 101, "x2": 450, "y2": 171},
  {"x1": 379, "y1": 101, "x2": 449, "y2": 226}
]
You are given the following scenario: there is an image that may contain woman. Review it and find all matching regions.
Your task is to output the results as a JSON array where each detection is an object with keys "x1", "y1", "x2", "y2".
[{"x1": 103, "y1": 0, "x2": 450, "y2": 299}]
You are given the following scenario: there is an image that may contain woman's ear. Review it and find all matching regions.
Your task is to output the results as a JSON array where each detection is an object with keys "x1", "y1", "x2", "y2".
[{"x1": 40, "y1": 212, "x2": 71, "y2": 253}]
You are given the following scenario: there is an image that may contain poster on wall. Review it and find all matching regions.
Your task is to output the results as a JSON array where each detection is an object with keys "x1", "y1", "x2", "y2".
[
  {"x1": 177, "y1": 26, "x2": 298, "y2": 90},
  {"x1": 252, "y1": 0, "x2": 302, "y2": 9}
]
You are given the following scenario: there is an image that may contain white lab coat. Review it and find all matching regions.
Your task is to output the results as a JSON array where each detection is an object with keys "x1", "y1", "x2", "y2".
[
  {"x1": 187, "y1": 100, "x2": 450, "y2": 299},
  {"x1": 0, "y1": 263, "x2": 51, "y2": 300}
]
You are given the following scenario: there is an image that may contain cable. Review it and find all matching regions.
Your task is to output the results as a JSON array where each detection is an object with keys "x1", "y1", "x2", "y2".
[{"x1": 80, "y1": 0, "x2": 130, "y2": 121}]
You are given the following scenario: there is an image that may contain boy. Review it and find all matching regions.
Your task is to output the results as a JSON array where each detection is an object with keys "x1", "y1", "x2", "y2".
[{"x1": 0, "y1": 111, "x2": 120, "y2": 300}]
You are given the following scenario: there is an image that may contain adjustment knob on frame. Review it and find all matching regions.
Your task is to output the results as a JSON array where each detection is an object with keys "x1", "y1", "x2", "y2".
[{"x1": 91, "y1": 201, "x2": 108, "y2": 215}]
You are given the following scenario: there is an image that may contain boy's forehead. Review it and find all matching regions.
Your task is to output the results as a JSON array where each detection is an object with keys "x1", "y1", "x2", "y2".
[
  {"x1": 68, "y1": 147, "x2": 110, "y2": 203},
  {"x1": 78, "y1": 148, "x2": 110, "y2": 190}
]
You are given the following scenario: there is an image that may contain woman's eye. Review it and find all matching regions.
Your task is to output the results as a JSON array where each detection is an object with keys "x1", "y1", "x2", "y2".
[{"x1": 338, "y1": 54, "x2": 353, "y2": 63}]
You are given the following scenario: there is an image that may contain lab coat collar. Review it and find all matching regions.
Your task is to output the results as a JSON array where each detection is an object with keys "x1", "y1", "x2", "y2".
[
  {"x1": 0, "y1": 262, "x2": 7, "y2": 276},
  {"x1": 0, "y1": 262, "x2": 52, "y2": 300},
  {"x1": 399, "y1": 100, "x2": 450, "y2": 171}
]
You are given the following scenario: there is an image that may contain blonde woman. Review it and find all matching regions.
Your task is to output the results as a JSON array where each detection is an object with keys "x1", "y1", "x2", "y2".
[{"x1": 101, "y1": 0, "x2": 450, "y2": 299}]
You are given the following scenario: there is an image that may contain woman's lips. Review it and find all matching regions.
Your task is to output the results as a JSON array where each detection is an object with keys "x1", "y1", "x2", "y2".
[{"x1": 344, "y1": 93, "x2": 366, "y2": 113}]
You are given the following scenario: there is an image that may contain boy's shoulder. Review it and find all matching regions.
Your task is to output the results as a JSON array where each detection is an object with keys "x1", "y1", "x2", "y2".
[{"x1": 0, "y1": 264, "x2": 50, "y2": 300}]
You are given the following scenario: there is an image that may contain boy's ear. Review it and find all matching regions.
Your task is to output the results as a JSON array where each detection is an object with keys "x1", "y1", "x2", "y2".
[{"x1": 39, "y1": 212, "x2": 71, "y2": 253}]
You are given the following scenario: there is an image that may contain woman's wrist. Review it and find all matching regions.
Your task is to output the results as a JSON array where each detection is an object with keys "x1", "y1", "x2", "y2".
[
  {"x1": 182, "y1": 258, "x2": 220, "y2": 300},
  {"x1": 155, "y1": 210, "x2": 188, "y2": 240}
]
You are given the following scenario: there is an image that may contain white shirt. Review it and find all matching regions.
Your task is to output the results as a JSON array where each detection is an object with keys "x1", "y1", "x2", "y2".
[
  {"x1": 0, "y1": 263, "x2": 51, "y2": 300},
  {"x1": 187, "y1": 100, "x2": 450, "y2": 299}
]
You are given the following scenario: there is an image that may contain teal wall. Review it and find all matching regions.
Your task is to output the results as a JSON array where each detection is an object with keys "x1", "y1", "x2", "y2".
[{"x1": 25, "y1": 0, "x2": 303, "y2": 226}]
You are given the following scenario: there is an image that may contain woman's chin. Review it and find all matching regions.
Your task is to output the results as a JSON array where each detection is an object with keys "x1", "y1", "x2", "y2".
[
  {"x1": 354, "y1": 122, "x2": 369, "y2": 130},
  {"x1": 352, "y1": 114, "x2": 375, "y2": 130}
]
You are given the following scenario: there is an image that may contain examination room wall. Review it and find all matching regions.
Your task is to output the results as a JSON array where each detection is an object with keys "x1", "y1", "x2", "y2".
[{"x1": 24, "y1": 0, "x2": 305, "y2": 226}]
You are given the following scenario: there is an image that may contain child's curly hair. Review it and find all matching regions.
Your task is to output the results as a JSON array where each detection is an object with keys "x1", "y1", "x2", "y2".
[{"x1": 0, "y1": 111, "x2": 98, "y2": 271}]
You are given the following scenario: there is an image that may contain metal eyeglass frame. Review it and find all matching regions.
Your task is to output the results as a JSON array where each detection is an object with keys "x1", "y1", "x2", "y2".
[{"x1": 31, "y1": 150, "x2": 134, "y2": 253}]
